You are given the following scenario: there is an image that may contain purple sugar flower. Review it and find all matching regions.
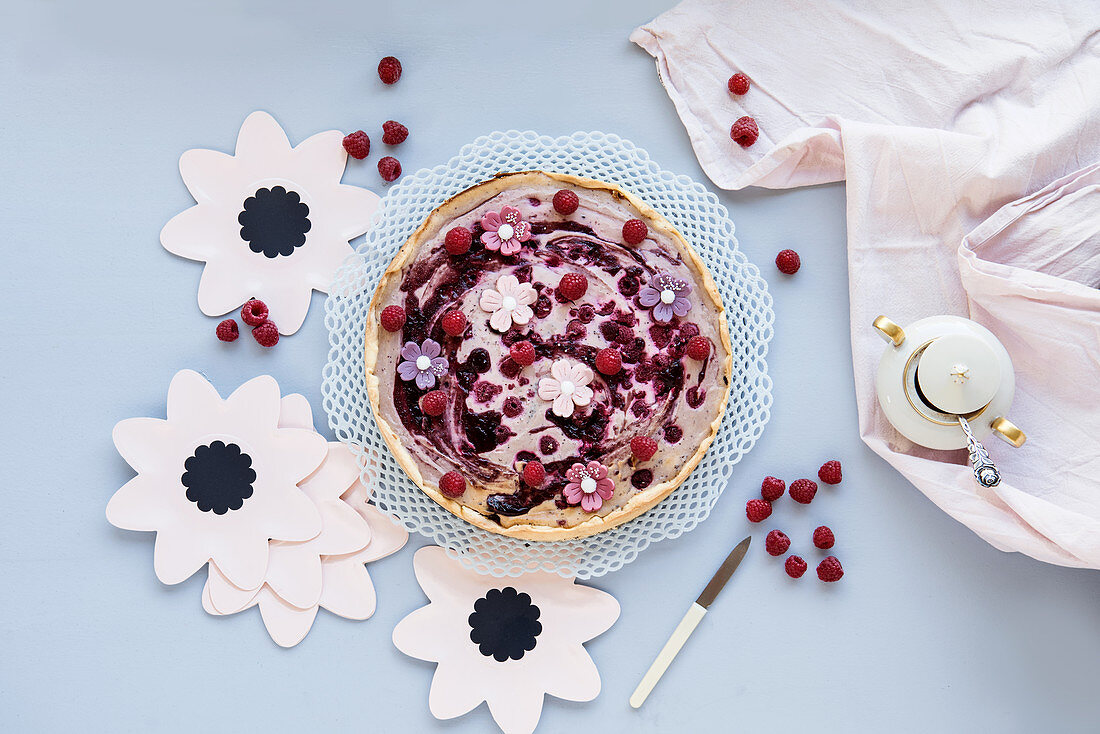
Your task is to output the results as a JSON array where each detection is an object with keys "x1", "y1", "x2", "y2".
[
  {"x1": 397, "y1": 339, "x2": 448, "y2": 389},
  {"x1": 638, "y1": 272, "x2": 692, "y2": 323}
]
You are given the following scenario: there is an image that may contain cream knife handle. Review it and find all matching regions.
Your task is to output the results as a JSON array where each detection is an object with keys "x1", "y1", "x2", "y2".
[{"x1": 629, "y1": 602, "x2": 707, "y2": 709}]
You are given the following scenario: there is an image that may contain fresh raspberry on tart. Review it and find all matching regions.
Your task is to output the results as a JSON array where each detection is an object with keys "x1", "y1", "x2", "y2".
[{"x1": 441, "y1": 310, "x2": 466, "y2": 337}]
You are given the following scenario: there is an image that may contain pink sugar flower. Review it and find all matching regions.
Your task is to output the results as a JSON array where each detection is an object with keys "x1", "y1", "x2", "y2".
[
  {"x1": 563, "y1": 461, "x2": 615, "y2": 512},
  {"x1": 480, "y1": 206, "x2": 532, "y2": 256}
]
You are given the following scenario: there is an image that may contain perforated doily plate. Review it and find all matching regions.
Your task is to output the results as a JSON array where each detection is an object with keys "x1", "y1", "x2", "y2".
[{"x1": 322, "y1": 131, "x2": 773, "y2": 578}]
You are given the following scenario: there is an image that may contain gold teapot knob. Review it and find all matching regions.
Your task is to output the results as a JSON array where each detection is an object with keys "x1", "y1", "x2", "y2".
[
  {"x1": 873, "y1": 315, "x2": 906, "y2": 347},
  {"x1": 990, "y1": 417, "x2": 1026, "y2": 447}
]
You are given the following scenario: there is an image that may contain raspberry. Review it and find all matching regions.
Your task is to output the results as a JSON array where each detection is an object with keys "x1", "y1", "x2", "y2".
[
  {"x1": 817, "y1": 556, "x2": 844, "y2": 582},
  {"x1": 553, "y1": 189, "x2": 579, "y2": 215},
  {"x1": 813, "y1": 525, "x2": 835, "y2": 550},
  {"x1": 727, "y1": 73, "x2": 750, "y2": 95},
  {"x1": 622, "y1": 219, "x2": 648, "y2": 245},
  {"x1": 746, "y1": 498, "x2": 772, "y2": 523},
  {"x1": 377, "y1": 56, "x2": 402, "y2": 84},
  {"x1": 441, "y1": 310, "x2": 466, "y2": 337},
  {"x1": 439, "y1": 471, "x2": 465, "y2": 498},
  {"x1": 765, "y1": 530, "x2": 790, "y2": 556},
  {"x1": 378, "y1": 156, "x2": 401, "y2": 182},
  {"x1": 595, "y1": 348, "x2": 622, "y2": 375},
  {"x1": 342, "y1": 130, "x2": 370, "y2": 160},
  {"x1": 216, "y1": 319, "x2": 239, "y2": 342},
  {"x1": 380, "y1": 305, "x2": 406, "y2": 332},
  {"x1": 630, "y1": 435, "x2": 658, "y2": 462},
  {"x1": 522, "y1": 460, "x2": 546, "y2": 487},
  {"x1": 420, "y1": 390, "x2": 447, "y2": 417},
  {"x1": 685, "y1": 336, "x2": 711, "y2": 361},
  {"x1": 785, "y1": 555, "x2": 808, "y2": 578},
  {"x1": 509, "y1": 340, "x2": 536, "y2": 366},
  {"x1": 818, "y1": 460, "x2": 842, "y2": 484},
  {"x1": 789, "y1": 478, "x2": 818, "y2": 504},
  {"x1": 558, "y1": 273, "x2": 587, "y2": 301},
  {"x1": 240, "y1": 299, "x2": 269, "y2": 327},
  {"x1": 382, "y1": 120, "x2": 408, "y2": 145},
  {"x1": 252, "y1": 321, "x2": 279, "y2": 347},
  {"x1": 776, "y1": 249, "x2": 801, "y2": 275},
  {"x1": 444, "y1": 226, "x2": 472, "y2": 255},
  {"x1": 760, "y1": 476, "x2": 785, "y2": 502},
  {"x1": 730, "y1": 116, "x2": 759, "y2": 147}
]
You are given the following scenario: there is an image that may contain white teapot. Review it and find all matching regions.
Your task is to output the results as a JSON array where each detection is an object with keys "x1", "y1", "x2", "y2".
[{"x1": 873, "y1": 315, "x2": 1026, "y2": 486}]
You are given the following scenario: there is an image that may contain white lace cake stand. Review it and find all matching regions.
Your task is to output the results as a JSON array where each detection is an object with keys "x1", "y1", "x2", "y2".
[{"x1": 322, "y1": 131, "x2": 773, "y2": 579}]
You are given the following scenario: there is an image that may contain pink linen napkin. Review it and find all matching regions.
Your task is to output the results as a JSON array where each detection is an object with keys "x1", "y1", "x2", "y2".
[{"x1": 632, "y1": 0, "x2": 1100, "y2": 568}]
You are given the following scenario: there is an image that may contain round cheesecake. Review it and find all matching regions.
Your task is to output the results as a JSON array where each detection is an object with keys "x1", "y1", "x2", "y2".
[{"x1": 365, "y1": 171, "x2": 731, "y2": 540}]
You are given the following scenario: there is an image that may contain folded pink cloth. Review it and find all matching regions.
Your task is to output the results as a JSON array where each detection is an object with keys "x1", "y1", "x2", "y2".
[{"x1": 633, "y1": 0, "x2": 1100, "y2": 567}]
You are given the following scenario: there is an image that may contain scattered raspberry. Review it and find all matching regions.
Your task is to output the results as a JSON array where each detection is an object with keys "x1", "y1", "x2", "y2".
[
  {"x1": 216, "y1": 319, "x2": 239, "y2": 342},
  {"x1": 439, "y1": 471, "x2": 465, "y2": 498},
  {"x1": 377, "y1": 56, "x2": 402, "y2": 85},
  {"x1": 813, "y1": 525, "x2": 835, "y2": 550},
  {"x1": 509, "y1": 340, "x2": 536, "y2": 366},
  {"x1": 382, "y1": 120, "x2": 408, "y2": 145},
  {"x1": 765, "y1": 529, "x2": 790, "y2": 556},
  {"x1": 760, "y1": 476, "x2": 785, "y2": 502},
  {"x1": 730, "y1": 116, "x2": 759, "y2": 147},
  {"x1": 622, "y1": 219, "x2": 648, "y2": 245},
  {"x1": 380, "y1": 305, "x2": 406, "y2": 332},
  {"x1": 817, "y1": 556, "x2": 844, "y2": 582},
  {"x1": 727, "y1": 73, "x2": 750, "y2": 95},
  {"x1": 746, "y1": 498, "x2": 772, "y2": 523},
  {"x1": 818, "y1": 460, "x2": 842, "y2": 485},
  {"x1": 776, "y1": 249, "x2": 801, "y2": 275},
  {"x1": 553, "y1": 189, "x2": 579, "y2": 215},
  {"x1": 378, "y1": 156, "x2": 401, "y2": 182},
  {"x1": 522, "y1": 460, "x2": 546, "y2": 487},
  {"x1": 789, "y1": 478, "x2": 818, "y2": 504},
  {"x1": 444, "y1": 226, "x2": 472, "y2": 255},
  {"x1": 631, "y1": 435, "x2": 658, "y2": 462},
  {"x1": 441, "y1": 310, "x2": 466, "y2": 337},
  {"x1": 420, "y1": 390, "x2": 447, "y2": 417},
  {"x1": 342, "y1": 130, "x2": 371, "y2": 160},
  {"x1": 240, "y1": 299, "x2": 269, "y2": 327},
  {"x1": 685, "y1": 336, "x2": 711, "y2": 361},
  {"x1": 252, "y1": 321, "x2": 279, "y2": 347},
  {"x1": 785, "y1": 555, "x2": 808, "y2": 578},
  {"x1": 502, "y1": 396, "x2": 523, "y2": 418},
  {"x1": 595, "y1": 348, "x2": 622, "y2": 375}
]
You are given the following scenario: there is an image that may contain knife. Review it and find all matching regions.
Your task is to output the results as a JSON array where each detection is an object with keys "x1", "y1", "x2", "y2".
[{"x1": 629, "y1": 535, "x2": 752, "y2": 709}]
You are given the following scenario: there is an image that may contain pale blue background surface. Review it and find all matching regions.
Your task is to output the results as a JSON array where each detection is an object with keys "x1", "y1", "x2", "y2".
[{"x1": 3, "y1": 2, "x2": 1098, "y2": 732}]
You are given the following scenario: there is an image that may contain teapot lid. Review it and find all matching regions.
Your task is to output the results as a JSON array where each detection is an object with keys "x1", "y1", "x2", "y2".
[{"x1": 916, "y1": 333, "x2": 1002, "y2": 415}]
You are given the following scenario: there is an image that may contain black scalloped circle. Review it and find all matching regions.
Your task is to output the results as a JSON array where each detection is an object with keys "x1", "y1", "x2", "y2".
[{"x1": 238, "y1": 185, "x2": 311, "y2": 258}]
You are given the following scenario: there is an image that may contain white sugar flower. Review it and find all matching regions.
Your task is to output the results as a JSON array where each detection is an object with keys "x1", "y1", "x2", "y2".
[
  {"x1": 537, "y1": 359, "x2": 594, "y2": 418},
  {"x1": 160, "y1": 111, "x2": 379, "y2": 334},
  {"x1": 393, "y1": 546, "x2": 619, "y2": 734},
  {"x1": 107, "y1": 370, "x2": 327, "y2": 589},
  {"x1": 479, "y1": 274, "x2": 538, "y2": 332}
]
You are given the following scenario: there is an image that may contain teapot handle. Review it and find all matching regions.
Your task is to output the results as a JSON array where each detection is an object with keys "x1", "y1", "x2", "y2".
[
  {"x1": 991, "y1": 417, "x2": 1027, "y2": 447},
  {"x1": 873, "y1": 315, "x2": 906, "y2": 346}
]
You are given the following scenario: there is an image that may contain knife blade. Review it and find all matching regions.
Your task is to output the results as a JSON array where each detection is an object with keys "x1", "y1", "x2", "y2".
[{"x1": 629, "y1": 536, "x2": 751, "y2": 709}]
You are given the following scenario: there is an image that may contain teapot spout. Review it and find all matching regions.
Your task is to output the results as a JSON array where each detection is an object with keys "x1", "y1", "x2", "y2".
[
  {"x1": 991, "y1": 417, "x2": 1026, "y2": 447},
  {"x1": 873, "y1": 315, "x2": 906, "y2": 346}
]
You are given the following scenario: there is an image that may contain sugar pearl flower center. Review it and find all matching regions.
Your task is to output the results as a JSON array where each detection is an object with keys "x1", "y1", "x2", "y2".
[
  {"x1": 581, "y1": 477, "x2": 597, "y2": 493},
  {"x1": 416, "y1": 355, "x2": 431, "y2": 370},
  {"x1": 660, "y1": 289, "x2": 676, "y2": 304},
  {"x1": 559, "y1": 380, "x2": 575, "y2": 396},
  {"x1": 501, "y1": 295, "x2": 517, "y2": 310},
  {"x1": 498, "y1": 223, "x2": 515, "y2": 240}
]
